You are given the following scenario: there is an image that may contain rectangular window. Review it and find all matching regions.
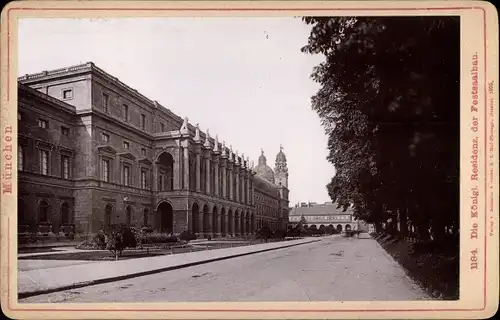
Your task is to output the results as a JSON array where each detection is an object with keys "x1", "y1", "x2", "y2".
[
  {"x1": 141, "y1": 170, "x2": 147, "y2": 189},
  {"x1": 102, "y1": 159, "x2": 110, "y2": 182},
  {"x1": 18, "y1": 145, "x2": 23, "y2": 171},
  {"x1": 123, "y1": 141, "x2": 130, "y2": 149},
  {"x1": 61, "y1": 126, "x2": 69, "y2": 136},
  {"x1": 103, "y1": 93, "x2": 109, "y2": 113},
  {"x1": 102, "y1": 133, "x2": 110, "y2": 143},
  {"x1": 61, "y1": 155, "x2": 70, "y2": 179},
  {"x1": 123, "y1": 165, "x2": 131, "y2": 186},
  {"x1": 160, "y1": 122, "x2": 165, "y2": 132},
  {"x1": 62, "y1": 89, "x2": 73, "y2": 99},
  {"x1": 123, "y1": 104, "x2": 129, "y2": 122},
  {"x1": 38, "y1": 119, "x2": 48, "y2": 129},
  {"x1": 39, "y1": 150, "x2": 49, "y2": 175},
  {"x1": 141, "y1": 114, "x2": 146, "y2": 130},
  {"x1": 141, "y1": 148, "x2": 146, "y2": 156}
]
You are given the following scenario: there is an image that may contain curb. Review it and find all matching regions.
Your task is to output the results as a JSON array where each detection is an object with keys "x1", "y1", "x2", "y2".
[{"x1": 18, "y1": 239, "x2": 320, "y2": 299}]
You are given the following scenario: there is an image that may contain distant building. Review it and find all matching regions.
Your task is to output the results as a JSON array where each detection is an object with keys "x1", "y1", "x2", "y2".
[
  {"x1": 253, "y1": 148, "x2": 290, "y2": 231},
  {"x1": 288, "y1": 202, "x2": 357, "y2": 232}
]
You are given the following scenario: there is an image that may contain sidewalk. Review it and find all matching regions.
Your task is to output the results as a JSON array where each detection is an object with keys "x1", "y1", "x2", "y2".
[{"x1": 18, "y1": 237, "x2": 319, "y2": 299}]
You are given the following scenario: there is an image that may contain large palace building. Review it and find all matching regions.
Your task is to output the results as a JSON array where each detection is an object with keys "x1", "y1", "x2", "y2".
[{"x1": 17, "y1": 62, "x2": 289, "y2": 239}]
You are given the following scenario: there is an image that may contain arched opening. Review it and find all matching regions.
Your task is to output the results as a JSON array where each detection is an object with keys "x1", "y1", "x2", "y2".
[
  {"x1": 143, "y1": 208, "x2": 149, "y2": 227},
  {"x1": 203, "y1": 204, "x2": 210, "y2": 235},
  {"x1": 105, "y1": 204, "x2": 113, "y2": 226},
  {"x1": 192, "y1": 203, "x2": 200, "y2": 233},
  {"x1": 157, "y1": 152, "x2": 174, "y2": 191},
  {"x1": 38, "y1": 200, "x2": 51, "y2": 223},
  {"x1": 18, "y1": 199, "x2": 25, "y2": 223},
  {"x1": 228, "y1": 210, "x2": 233, "y2": 235},
  {"x1": 158, "y1": 202, "x2": 173, "y2": 233},
  {"x1": 234, "y1": 211, "x2": 239, "y2": 235},
  {"x1": 336, "y1": 224, "x2": 343, "y2": 232},
  {"x1": 251, "y1": 213, "x2": 255, "y2": 234},
  {"x1": 327, "y1": 224, "x2": 334, "y2": 234},
  {"x1": 212, "y1": 206, "x2": 218, "y2": 236},
  {"x1": 245, "y1": 212, "x2": 250, "y2": 235},
  {"x1": 319, "y1": 225, "x2": 326, "y2": 234},
  {"x1": 240, "y1": 212, "x2": 245, "y2": 235},
  {"x1": 61, "y1": 203, "x2": 70, "y2": 225},
  {"x1": 345, "y1": 224, "x2": 352, "y2": 231},
  {"x1": 126, "y1": 206, "x2": 133, "y2": 225},
  {"x1": 220, "y1": 208, "x2": 226, "y2": 236}
]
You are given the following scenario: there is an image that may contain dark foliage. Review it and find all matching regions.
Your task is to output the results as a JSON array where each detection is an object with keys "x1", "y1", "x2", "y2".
[
  {"x1": 301, "y1": 16, "x2": 460, "y2": 241},
  {"x1": 179, "y1": 231, "x2": 197, "y2": 242},
  {"x1": 104, "y1": 224, "x2": 137, "y2": 259}
]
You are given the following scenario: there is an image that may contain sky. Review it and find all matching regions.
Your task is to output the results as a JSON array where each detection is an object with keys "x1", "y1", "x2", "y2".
[{"x1": 18, "y1": 17, "x2": 335, "y2": 206}]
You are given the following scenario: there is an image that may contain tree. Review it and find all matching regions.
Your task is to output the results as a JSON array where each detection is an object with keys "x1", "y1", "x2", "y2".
[
  {"x1": 302, "y1": 17, "x2": 460, "y2": 241},
  {"x1": 104, "y1": 224, "x2": 137, "y2": 260}
]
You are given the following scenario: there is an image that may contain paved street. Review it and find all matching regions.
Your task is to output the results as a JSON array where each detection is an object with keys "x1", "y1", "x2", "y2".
[{"x1": 20, "y1": 235, "x2": 429, "y2": 303}]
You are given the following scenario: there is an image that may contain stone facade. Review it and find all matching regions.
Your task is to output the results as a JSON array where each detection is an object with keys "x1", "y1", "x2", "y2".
[{"x1": 17, "y1": 62, "x2": 289, "y2": 238}]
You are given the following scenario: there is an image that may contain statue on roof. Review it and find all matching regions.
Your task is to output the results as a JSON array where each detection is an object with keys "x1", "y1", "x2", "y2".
[{"x1": 180, "y1": 117, "x2": 189, "y2": 135}]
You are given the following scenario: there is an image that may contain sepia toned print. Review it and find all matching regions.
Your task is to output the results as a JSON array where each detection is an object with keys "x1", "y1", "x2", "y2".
[{"x1": 0, "y1": 1, "x2": 498, "y2": 319}]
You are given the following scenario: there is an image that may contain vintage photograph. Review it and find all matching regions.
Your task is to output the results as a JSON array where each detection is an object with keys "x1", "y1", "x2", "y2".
[{"x1": 13, "y1": 15, "x2": 462, "y2": 305}]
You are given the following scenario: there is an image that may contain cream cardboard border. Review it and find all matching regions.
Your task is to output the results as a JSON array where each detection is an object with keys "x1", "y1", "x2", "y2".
[{"x1": 1, "y1": 1, "x2": 498, "y2": 319}]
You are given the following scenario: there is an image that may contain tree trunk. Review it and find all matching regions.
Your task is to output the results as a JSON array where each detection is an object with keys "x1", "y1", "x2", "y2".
[{"x1": 399, "y1": 209, "x2": 408, "y2": 238}]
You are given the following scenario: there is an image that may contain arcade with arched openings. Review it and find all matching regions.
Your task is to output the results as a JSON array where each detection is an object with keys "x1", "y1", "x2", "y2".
[
  {"x1": 228, "y1": 209, "x2": 233, "y2": 235},
  {"x1": 156, "y1": 151, "x2": 174, "y2": 192},
  {"x1": 202, "y1": 204, "x2": 211, "y2": 236},
  {"x1": 192, "y1": 203, "x2": 200, "y2": 234},
  {"x1": 157, "y1": 201, "x2": 174, "y2": 233},
  {"x1": 220, "y1": 207, "x2": 226, "y2": 236},
  {"x1": 212, "y1": 206, "x2": 218, "y2": 236}
]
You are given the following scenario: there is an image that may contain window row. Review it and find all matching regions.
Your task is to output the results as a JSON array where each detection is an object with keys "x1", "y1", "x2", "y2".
[
  {"x1": 100, "y1": 132, "x2": 147, "y2": 156},
  {"x1": 101, "y1": 158, "x2": 152, "y2": 189},
  {"x1": 18, "y1": 199, "x2": 73, "y2": 225},
  {"x1": 19, "y1": 112, "x2": 71, "y2": 137},
  {"x1": 18, "y1": 145, "x2": 71, "y2": 179},
  {"x1": 102, "y1": 93, "x2": 147, "y2": 131}
]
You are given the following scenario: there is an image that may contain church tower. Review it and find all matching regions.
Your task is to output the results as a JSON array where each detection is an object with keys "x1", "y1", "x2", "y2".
[{"x1": 274, "y1": 145, "x2": 288, "y2": 188}]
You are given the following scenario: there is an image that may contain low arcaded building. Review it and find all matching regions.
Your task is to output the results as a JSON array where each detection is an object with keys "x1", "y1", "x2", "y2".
[
  {"x1": 17, "y1": 62, "x2": 290, "y2": 239},
  {"x1": 288, "y1": 202, "x2": 357, "y2": 232}
]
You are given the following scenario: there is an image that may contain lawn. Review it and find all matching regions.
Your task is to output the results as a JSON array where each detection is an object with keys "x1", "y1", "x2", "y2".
[{"x1": 373, "y1": 232, "x2": 459, "y2": 300}]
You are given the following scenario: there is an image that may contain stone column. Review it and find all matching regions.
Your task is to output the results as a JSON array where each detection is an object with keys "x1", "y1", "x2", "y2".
[
  {"x1": 228, "y1": 165, "x2": 234, "y2": 201},
  {"x1": 216, "y1": 214, "x2": 221, "y2": 237},
  {"x1": 182, "y1": 141, "x2": 190, "y2": 190},
  {"x1": 235, "y1": 165, "x2": 240, "y2": 203},
  {"x1": 247, "y1": 171, "x2": 251, "y2": 205},
  {"x1": 153, "y1": 162, "x2": 158, "y2": 192},
  {"x1": 221, "y1": 163, "x2": 227, "y2": 199},
  {"x1": 205, "y1": 154, "x2": 211, "y2": 195},
  {"x1": 195, "y1": 150, "x2": 201, "y2": 192},
  {"x1": 214, "y1": 158, "x2": 220, "y2": 197},
  {"x1": 173, "y1": 145, "x2": 181, "y2": 190}
]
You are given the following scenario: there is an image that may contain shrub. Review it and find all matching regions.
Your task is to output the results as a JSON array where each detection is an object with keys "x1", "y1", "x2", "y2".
[
  {"x1": 256, "y1": 226, "x2": 274, "y2": 241},
  {"x1": 273, "y1": 229, "x2": 287, "y2": 239},
  {"x1": 142, "y1": 232, "x2": 179, "y2": 244},
  {"x1": 179, "y1": 231, "x2": 197, "y2": 242},
  {"x1": 104, "y1": 224, "x2": 137, "y2": 260},
  {"x1": 141, "y1": 226, "x2": 154, "y2": 233}
]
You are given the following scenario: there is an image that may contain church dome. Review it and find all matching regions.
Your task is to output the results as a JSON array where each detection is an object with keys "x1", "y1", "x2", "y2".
[
  {"x1": 254, "y1": 150, "x2": 275, "y2": 183},
  {"x1": 276, "y1": 150, "x2": 287, "y2": 163}
]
